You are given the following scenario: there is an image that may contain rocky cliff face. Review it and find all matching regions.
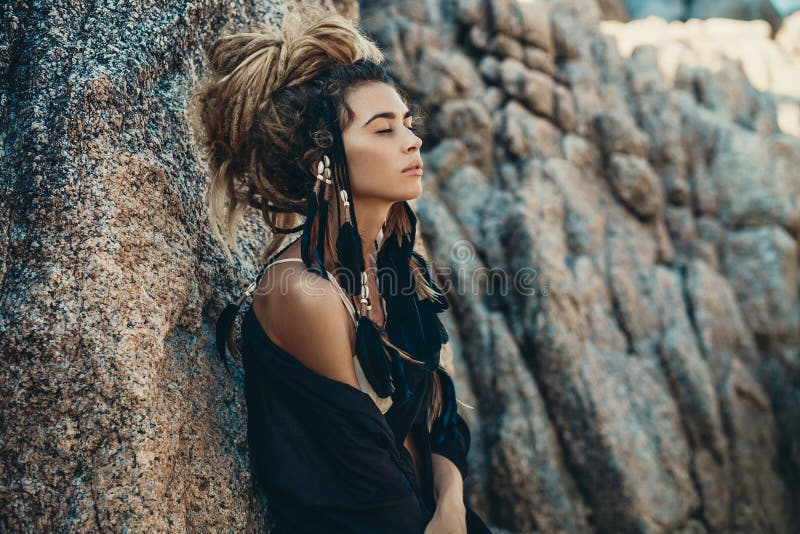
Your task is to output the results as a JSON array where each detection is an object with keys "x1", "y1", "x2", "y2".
[
  {"x1": 601, "y1": 14, "x2": 800, "y2": 136},
  {"x1": 1, "y1": 0, "x2": 798, "y2": 532},
  {"x1": 0, "y1": 1, "x2": 289, "y2": 531},
  {"x1": 361, "y1": 0, "x2": 799, "y2": 531}
]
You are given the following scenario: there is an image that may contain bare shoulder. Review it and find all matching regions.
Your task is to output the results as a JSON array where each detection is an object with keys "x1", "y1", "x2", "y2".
[{"x1": 253, "y1": 264, "x2": 359, "y2": 389}]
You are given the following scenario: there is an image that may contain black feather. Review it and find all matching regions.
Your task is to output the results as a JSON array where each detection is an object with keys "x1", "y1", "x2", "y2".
[
  {"x1": 300, "y1": 189, "x2": 318, "y2": 268},
  {"x1": 411, "y1": 250, "x2": 449, "y2": 312},
  {"x1": 315, "y1": 193, "x2": 329, "y2": 278},
  {"x1": 387, "y1": 344, "x2": 411, "y2": 403},
  {"x1": 355, "y1": 316, "x2": 393, "y2": 398},
  {"x1": 335, "y1": 220, "x2": 363, "y2": 295}
]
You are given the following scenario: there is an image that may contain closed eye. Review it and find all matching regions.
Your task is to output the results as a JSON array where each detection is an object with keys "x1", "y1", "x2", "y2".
[{"x1": 378, "y1": 125, "x2": 419, "y2": 134}]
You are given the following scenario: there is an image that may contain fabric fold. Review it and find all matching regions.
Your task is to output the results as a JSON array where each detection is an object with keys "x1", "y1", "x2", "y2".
[
  {"x1": 241, "y1": 306, "x2": 432, "y2": 533},
  {"x1": 230, "y1": 232, "x2": 492, "y2": 532}
]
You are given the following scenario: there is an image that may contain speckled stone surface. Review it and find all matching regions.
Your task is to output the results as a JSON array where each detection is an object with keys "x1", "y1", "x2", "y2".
[
  {"x1": 2, "y1": 0, "x2": 799, "y2": 532},
  {"x1": 361, "y1": 0, "x2": 799, "y2": 531},
  {"x1": 0, "y1": 0, "x2": 290, "y2": 531}
]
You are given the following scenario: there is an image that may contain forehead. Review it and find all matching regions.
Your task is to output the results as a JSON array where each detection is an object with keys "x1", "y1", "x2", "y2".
[{"x1": 345, "y1": 82, "x2": 408, "y2": 118}]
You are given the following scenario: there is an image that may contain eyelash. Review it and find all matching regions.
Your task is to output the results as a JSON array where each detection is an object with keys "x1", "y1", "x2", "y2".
[{"x1": 378, "y1": 125, "x2": 419, "y2": 134}]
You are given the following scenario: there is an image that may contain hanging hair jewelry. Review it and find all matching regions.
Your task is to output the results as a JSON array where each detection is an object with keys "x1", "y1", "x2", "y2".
[
  {"x1": 309, "y1": 80, "x2": 395, "y2": 398},
  {"x1": 301, "y1": 81, "x2": 336, "y2": 279},
  {"x1": 300, "y1": 153, "x2": 332, "y2": 278},
  {"x1": 334, "y1": 188, "x2": 364, "y2": 294},
  {"x1": 316, "y1": 155, "x2": 333, "y2": 268}
]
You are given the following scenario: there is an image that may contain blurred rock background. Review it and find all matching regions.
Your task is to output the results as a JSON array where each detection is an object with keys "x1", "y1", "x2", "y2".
[
  {"x1": 1, "y1": 0, "x2": 798, "y2": 532},
  {"x1": 619, "y1": 0, "x2": 799, "y2": 31}
]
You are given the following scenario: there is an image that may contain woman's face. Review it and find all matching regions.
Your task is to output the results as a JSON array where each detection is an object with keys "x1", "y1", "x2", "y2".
[{"x1": 339, "y1": 82, "x2": 424, "y2": 204}]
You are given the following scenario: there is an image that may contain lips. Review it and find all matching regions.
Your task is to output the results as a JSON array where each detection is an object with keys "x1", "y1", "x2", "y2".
[{"x1": 402, "y1": 160, "x2": 424, "y2": 173}]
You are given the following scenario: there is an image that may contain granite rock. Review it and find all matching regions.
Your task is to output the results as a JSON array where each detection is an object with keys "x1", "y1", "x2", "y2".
[{"x1": 3, "y1": 0, "x2": 799, "y2": 531}]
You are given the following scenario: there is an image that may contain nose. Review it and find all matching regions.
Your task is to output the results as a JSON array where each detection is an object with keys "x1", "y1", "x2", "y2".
[{"x1": 406, "y1": 130, "x2": 422, "y2": 152}]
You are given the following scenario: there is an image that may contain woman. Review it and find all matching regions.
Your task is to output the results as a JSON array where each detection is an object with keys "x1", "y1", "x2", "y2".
[{"x1": 191, "y1": 4, "x2": 490, "y2": 533}]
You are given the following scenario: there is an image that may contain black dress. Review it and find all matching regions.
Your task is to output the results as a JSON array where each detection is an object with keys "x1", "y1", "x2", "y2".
[{"x1": 230, "y1": 241, "x2": 491, "y2": 533}]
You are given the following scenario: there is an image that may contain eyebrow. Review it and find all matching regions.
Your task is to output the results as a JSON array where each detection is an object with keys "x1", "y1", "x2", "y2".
[{"x1": 362, "y1": 109, "x2": 413, "y2": 127}]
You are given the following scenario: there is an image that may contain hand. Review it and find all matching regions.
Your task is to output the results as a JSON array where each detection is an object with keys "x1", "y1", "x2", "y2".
[{"x1": 424, "y1": 501, "x2": 466, "y2": 534}]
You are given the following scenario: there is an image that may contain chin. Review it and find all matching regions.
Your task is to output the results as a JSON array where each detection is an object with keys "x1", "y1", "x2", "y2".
[
  {"x1": 384, "y1": 180, "x2": 423, "y2": 203},
  {"x1": 405, "y1": 179, "x2": 423, "y2": 200}
]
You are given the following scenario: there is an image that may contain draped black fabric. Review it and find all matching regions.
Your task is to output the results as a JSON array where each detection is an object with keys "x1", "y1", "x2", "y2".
[
  {"x1": 238, "y1": 294, "x2": 491, "y2": 533},
  {"x1": 217, "y1": 213, "x2": 491, "y2": 533}
]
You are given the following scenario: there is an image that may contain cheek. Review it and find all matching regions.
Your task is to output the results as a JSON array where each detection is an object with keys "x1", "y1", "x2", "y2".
[{"x1": 345, "y1": 141, "x2": 395, "y2": 192}]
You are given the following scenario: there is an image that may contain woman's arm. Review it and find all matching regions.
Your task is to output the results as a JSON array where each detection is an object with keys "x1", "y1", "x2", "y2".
[
  {"x1": 258, "y1": 272, "x2": 361, "y2": 389},
  {"x1": 432, "y1": 452, "x2": 465, "y2": 507},
  {"x1": 426, "y1": 453, "x2": 467, "y2": 533}
]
